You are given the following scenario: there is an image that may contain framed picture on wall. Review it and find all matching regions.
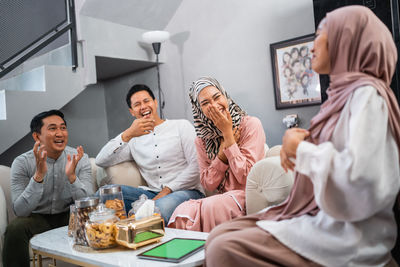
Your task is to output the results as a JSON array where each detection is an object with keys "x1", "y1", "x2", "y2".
[{"x1": 270, "y1": 34, "x2": 322, "y2": 109}]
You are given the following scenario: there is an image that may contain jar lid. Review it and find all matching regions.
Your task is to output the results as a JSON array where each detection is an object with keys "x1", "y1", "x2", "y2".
[
  {"x1": 75, "y1": 196, "x2": 99, "y2": 208},
  {"x1": 100, "y1": 184, "x2": 122, "y2": 195},
  {"x1": 89, "y1": 203, "x2": 116, "y2": 222}
]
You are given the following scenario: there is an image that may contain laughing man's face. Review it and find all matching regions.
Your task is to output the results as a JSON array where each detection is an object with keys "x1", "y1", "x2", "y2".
[{"x1": 129, "y1": 90, "x2": 159, "y2": 120}]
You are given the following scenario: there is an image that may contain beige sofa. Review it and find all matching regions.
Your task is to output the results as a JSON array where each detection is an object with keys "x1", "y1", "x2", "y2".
[
  {"x1": 91, "y1": 145, "x2": 294, "y2": 216},
  {"x1": 0, "y1": 145, "x2": 294, "y2": 265}
]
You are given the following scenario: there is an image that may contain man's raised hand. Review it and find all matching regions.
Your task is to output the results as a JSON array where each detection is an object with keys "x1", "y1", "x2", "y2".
[
  {"x1": 122, "y1": 118, "x2": 156, "y2": 142},
  {"x1": 65, "y1": 145, "x2": 84, "y2": 184},
  {"x1": 33, "y1": 141, "x2": 47, "y2": 183}
]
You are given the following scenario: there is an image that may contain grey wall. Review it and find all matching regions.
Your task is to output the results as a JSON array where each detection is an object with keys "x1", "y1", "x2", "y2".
[
  {"x1": 61, "y1": 83, "x2": 109, "y2": 157},
  {"x1": 0, "y1": 84, "x2": 108, "y2": 166},
  {"x1": 160, "y1": 0, "x2": 320, "y2": 146},
  {"x1": 0, "y1": 133, "x2": 35, "y2": 167}
]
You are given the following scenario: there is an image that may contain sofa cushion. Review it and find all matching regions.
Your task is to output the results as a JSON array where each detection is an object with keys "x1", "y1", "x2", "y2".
[
  {"x1": 265, "y1": 145, "x2": 281, "y2": 158},
  {"x1": 101, "y1": 161, "x2": 147, "y2": 188},
  {"x1": 0, "y1": 185, "x2": 7, "y2": 235},
  {"x1": 245, "y1": 156, "x2": 294, "y2": 215},
  {"x1": 0, "y1": 165, "x2": 15, "y2": 223}
]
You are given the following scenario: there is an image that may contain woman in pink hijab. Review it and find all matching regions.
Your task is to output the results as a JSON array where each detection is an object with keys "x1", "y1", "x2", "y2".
[{"x1": 205, "y1": 6, "x2": 400, "y2": 267}]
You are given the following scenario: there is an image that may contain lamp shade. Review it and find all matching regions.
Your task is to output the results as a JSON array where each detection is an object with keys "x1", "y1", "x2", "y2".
[{"x1": 142, "y1": 31, "x2": 170, "y2": 44}]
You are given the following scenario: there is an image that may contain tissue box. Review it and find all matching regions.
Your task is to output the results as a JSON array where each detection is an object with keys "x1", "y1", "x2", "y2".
[{"x1": 115, "y1": 214, "x2": 165, "y2": 249}]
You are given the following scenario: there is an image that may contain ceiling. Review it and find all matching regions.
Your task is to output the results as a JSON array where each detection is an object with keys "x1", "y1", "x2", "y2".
[
  {"x1": 95, "y1": 56, "x2": 157, "y2": 81},
  {"x1": 80, "y1": 0, "x2": 183, "y2": 30}
]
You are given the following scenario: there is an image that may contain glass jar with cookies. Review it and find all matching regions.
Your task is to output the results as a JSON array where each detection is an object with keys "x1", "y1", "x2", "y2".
[
  {"x1": 85, "y1": 203, "x2": 119, "y2": 249},
  {"x1": 68, "y1": 204, "x2": 76, "y2": 237},
  {"x1": 99, "y1": 185, "x2": 127, "y2": 220},
  {"x1": 74, "y1": 196, "x2": 99, "y2": 246}
]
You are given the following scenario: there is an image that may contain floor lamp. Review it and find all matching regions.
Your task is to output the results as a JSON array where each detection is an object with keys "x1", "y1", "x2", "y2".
[{"x1": 142, "y1": 30, "x2": 170, "y2": 119}]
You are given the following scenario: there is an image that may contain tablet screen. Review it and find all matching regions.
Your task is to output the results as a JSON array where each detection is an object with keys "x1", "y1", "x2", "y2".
[
  {"x1": 134, "y1": 231, "x2": 163, "y2": 243},
  {"x1": 137, "y1": 238, "x2": 206, "y2": 263}
]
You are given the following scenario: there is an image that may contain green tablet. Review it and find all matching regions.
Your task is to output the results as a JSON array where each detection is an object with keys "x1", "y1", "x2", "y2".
[{"x1": 137, "y1": 238, "x2": 206, "y2": 263}]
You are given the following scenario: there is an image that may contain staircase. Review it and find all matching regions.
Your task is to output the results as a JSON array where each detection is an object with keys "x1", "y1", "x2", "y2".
[{"x1": 0, "y1": 0, "x2": 179, "y2": 155}]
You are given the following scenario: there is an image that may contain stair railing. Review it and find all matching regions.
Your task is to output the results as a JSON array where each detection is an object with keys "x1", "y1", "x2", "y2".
[{"x1": 0, "y1": 0, "x2": 78, "y2": 79}]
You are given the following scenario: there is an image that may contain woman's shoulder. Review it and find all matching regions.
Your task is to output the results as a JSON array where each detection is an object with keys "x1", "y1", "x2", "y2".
[
  {"x1": 194, "y1": 136, "x2": 205, "y2": 147},
  {"x1": 350, "y1": 85, "x2": 385, "y2": 106},
  {"x1": 194, "y1": 137, "x2": 207, "y2": 156},
  {"x1": 353, "y1": 84, "x2": 377, "y2": 95},
  {"x1": 239, "y1": 116, "x2": 266, "y2": 142},
  {"x1": 240, "y1": 115, "x2": 263, "y2": 128},
  {"x1": 346, "y1": 85, "x2": 387, "y2": 116}
]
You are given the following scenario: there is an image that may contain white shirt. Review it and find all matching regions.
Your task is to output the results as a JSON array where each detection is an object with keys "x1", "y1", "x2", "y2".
[
  {"x1": 96, "y1": 119, "x2": 203, "y2": 193},
  {"x1": 257, "y1": 86, "x2": 400, "y2": 267}
]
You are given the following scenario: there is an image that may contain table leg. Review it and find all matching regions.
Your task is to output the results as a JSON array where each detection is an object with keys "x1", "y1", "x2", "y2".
[
  {"x1": 38, "y1": 254, "x2": 42, "y2": 267},
  {"x1": 48, "y1": 258, "x2": 57, "y2": 267}
]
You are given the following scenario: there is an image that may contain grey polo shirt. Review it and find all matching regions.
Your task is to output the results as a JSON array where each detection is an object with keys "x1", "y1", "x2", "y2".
[{"x1": 10, "y1": 146, "x2": 94, "y2": 217}]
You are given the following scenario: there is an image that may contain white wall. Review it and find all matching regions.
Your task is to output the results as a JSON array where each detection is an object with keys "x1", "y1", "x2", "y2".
[{"x1": 161, "y1": 0, "x2": 320, "y2": 146}]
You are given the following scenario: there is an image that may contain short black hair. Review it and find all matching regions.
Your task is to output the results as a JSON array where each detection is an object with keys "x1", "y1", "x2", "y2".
[
  {"x1": 126, "y1": 84, "x2": 155, "y2": 108},
  {"x1": 30, "y1": 110, "x2": 66, "y2": 134}
]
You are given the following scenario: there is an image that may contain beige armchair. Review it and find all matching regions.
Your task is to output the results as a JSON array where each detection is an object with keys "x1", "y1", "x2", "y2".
[
  {"x1": 0, "y1": 166, "x2": 9, "y2": 266},
  {"x1": 0, "y1": 165, "x2": 12, "y2": 267}
]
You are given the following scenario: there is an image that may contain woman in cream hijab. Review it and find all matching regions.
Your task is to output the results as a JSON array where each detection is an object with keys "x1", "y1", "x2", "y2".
[
  {"x1": 168, "y1": 77, "x2": 266, "y2": 232},
  {"x1": 205, "y1": 6, "x2": 400, "y2": 267}
]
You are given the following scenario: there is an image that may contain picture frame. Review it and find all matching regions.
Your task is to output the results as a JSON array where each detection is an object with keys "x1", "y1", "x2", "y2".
[{"x1": 270, "y1": 34, "x2": 322, "y2": 109}]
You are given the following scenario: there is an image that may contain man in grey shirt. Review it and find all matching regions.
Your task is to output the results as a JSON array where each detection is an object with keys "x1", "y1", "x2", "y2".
[{"x1": 2, "y1": 110, "x2": 93, "y2": 267}]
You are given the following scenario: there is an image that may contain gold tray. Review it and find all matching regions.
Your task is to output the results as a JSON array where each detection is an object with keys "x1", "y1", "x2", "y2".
[{"x1": 115, "y1": 214, "x2": 165, "y2": 250}]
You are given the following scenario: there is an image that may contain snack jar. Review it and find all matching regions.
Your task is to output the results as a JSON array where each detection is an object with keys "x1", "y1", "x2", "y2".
[
  {"x1": 74, "y1": 196, "x2": 99, "y2": 246},
  {"x1": 99, "y1": 185, "x2": 127, "y2": 220},
  {"x1": 67, "y1": 204, "x2": 76, "y2": 237},
  {"x1": 85, "y1": 203, "x2": 119, "y2": 249}
]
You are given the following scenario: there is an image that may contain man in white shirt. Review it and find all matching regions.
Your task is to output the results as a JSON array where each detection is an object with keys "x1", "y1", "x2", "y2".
[{"x1": 96, "y1": 84, "x2": 204, "y2": 223}]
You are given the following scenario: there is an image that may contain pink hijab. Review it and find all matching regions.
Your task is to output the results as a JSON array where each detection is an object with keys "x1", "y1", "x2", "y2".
[{"x1": 261, "y1": 5, "x2": 400, "y2": 221}]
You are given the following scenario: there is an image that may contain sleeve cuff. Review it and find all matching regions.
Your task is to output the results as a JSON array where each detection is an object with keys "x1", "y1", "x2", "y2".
[
  {"x1": 210, "y1": 156, "x2": 229, "y2": 172},
  {"x1": 112, "y1": 134, "x2": 129, "y2": 153},
  {"x1": 164, "y1": 183, "x2": 177, "y2": 192},
  {"x1": 223, "y1": 143, "x2": 241, "y2": 160},
  {"x1": 22, "y1": 177, "x2": 44, "y2": 200},
  {"x1": 116, "y1": 133, "x2": 128, "y2": 145},
  {"x1": 295, "y1": 141, "x2": 317, "y2": 176},
  {"x1": 69, "y1": 176, "x2": 84, "y2": 190},
  {"x1": 29, "y1": 176, "x2": 44, "y2": 190}
]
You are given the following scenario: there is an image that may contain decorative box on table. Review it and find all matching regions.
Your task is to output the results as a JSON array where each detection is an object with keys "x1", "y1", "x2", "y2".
[{"x1": 115, "y1": 214, "x2": 165, "y2": 249}]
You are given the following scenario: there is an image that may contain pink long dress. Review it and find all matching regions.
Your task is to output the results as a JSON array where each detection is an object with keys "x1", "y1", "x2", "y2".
[{"x1": 168, "y1": 116, "x2": 266, "y2": 232}]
